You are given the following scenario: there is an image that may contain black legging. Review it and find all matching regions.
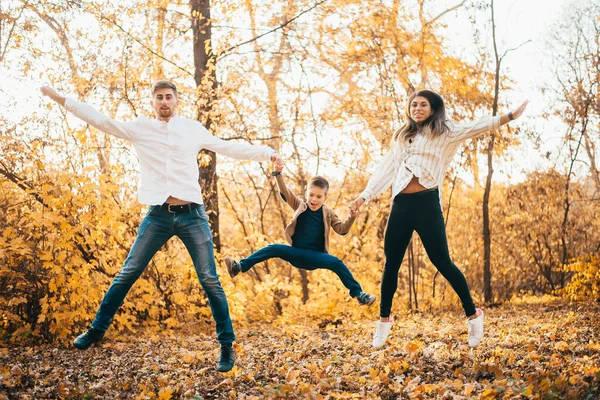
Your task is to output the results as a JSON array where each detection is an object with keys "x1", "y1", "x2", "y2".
[{"x1": 380, "y1": 188, "x2": 476, "y2": 318}]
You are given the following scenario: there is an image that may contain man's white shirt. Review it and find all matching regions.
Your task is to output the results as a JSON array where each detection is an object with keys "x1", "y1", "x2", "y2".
[{"x1": 65, "y1": 98, "x2": 274, "y2": 205}]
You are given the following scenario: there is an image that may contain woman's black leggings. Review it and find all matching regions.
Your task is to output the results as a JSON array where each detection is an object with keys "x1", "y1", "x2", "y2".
[{"x1": 380, "y1": 188, "x2": 476, "y2": 318}]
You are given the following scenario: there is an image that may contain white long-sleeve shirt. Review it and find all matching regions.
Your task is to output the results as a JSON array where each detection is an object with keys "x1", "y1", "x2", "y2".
[
  {"x1": 360, "y1": 115, "x2": 501, "y2": 210},
  {"x1": 65, "y1": 98, "x2": 275, "y2": 205}
]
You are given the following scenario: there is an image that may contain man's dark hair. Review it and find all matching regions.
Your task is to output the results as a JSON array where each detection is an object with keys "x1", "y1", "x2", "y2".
[{"x1": 151, "y1": 80, "x2": 178, "y2": 98}]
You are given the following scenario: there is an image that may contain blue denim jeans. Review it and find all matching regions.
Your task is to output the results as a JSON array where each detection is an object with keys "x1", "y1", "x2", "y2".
[
  {"x1": 239, "y1": 244, "x2": 363, "y2": 298},
  {"x1": 91, "y1": 204, "x2": 235, "y2": 345}
]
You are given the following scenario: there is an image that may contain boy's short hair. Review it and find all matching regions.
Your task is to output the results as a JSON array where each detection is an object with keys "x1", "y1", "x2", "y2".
[
  {"x1": 151, "y1": 80, "x2": 178, "y2": 98},
  {"x1": 308, "y1": 175, "x2": 329, "y2": 194}
]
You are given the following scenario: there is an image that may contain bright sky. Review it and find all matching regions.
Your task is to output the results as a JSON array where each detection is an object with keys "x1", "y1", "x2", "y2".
[{"x1": 436, "y1": 0, "x2": 572, "y2": 184}]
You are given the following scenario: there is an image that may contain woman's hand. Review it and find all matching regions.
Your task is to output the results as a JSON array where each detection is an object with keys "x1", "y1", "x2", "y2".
[
  {"x1": 349, "y1": 197, "x2": 365, "y2": 216},
  {"x1": 40, "y1": 85, "x2": 66, "y2": 106},
  {"x1": 510, "y1": 100, "x2": 529, "y2": 120}
]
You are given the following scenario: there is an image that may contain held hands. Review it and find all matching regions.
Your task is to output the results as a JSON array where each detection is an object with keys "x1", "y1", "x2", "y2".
[
  {"x1": 348, "y1": 197, "x2": 365, "y2": 217},
  {"x1": 271, "y1": 152, "x2": 284, "y2": 173},
  {"x1": 274, "y1": 160, "x2": 284, "y2": 173}
]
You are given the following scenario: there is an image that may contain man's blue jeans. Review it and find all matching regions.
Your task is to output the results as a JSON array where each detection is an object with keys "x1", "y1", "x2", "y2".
[
  {"x1": 91, "y1": 204, "x2": 235, "y2": 345},
  {"x1": 239, "y1": 244, "x2": 363, "y2": 298}
]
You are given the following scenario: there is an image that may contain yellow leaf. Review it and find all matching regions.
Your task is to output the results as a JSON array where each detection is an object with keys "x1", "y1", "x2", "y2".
[
  {"x1": 453, "y1": 379, "x2": 463, "y2": 391},
  {"x1": 481, "y1": 388, "x2": 498, "y2": 399},
  {"x1": 369, "y1": 368, "x2": 379, "y2": 380},
  {"x1": 157, "y1": 374, "x2": 169, "y2": 387},
  {"x1": 539, "y1": 378, "x2": 551, "y2": 390},
  {"x1": 286, "y1": 369, "x2": 301, "y2": 384},
  {"x1": 305, "y1": 392, "x2": 322, "y2": 400},
  {"x1": 569, "y1": 376, "x2": 578, "y2": 385},
  {"x1": 404, "y1": 340, "x2": 423, "y2": 354},
  {"x1": 464, "y1": 383, "x2": 474, "y2": 396},
  {"x1": 158, "y1": 387, "x2": 174, "y2": 400}
]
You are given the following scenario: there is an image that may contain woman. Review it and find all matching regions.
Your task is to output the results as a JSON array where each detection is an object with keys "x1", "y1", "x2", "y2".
[{"x1": 349, "y1": 90, "x2": 528, "y2": 348}]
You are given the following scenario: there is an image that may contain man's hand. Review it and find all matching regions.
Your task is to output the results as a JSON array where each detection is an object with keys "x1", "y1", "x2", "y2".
[{"x1": 40, "y1": 86, "x2": 66, "y2": 107}]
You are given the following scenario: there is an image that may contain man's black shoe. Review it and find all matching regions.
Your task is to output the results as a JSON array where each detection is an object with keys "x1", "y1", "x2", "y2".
[
  {"x1": 73, "y1": 327, "x2": 105, "y2": 350},
  {"x1": 217, "y1": 345, "x2": 235, "y2": 372}
]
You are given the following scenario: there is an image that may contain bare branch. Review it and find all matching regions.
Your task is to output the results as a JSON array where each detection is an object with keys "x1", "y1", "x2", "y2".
[
  {"x1": 73, "y1": 3, "x2": 194, "y2": 78},
  {"x1": 26, "y1": 4, "x2": 80, "y2": 84},
  {"x1": 218, "y1": 0, "x2": 328, "y2": 60},
  {"x1": 0, "y1": 4, "x2": 25, "y2": 61},
  {"x1": 500, "y1": 39, "x2": 532, "y2": 60},
  {"x1": 425, "y1": 0, "x2": 466, "y2": 26}
]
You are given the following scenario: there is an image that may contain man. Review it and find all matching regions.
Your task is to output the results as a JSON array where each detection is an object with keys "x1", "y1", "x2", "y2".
[{"x1": 40, "y1": 80, "x2": 281, "y2": 372}]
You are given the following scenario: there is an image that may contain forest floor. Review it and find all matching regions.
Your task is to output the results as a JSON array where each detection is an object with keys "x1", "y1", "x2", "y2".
[{"x1": 1, "y1": 297, "x2": 599, "y2": 399}]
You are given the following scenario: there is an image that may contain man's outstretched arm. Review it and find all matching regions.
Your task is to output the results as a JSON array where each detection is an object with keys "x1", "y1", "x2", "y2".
[{"x1": 40, "y1": 86, "x2": 136, "y2": 141}]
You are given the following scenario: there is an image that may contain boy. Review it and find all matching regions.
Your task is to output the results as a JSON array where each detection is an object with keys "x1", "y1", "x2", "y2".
[{"x1": 225, "y1": 163, "x2": 376, "y2": 306}]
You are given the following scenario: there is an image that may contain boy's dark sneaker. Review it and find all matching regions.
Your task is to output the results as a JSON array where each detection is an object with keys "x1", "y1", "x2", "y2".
[
  {"x1": 356, "y1": 292, "x2": 376, "y2": 306},
  {"x1": 73, "y1": 327, "x2": 105, "y2": 350},
  {"x1": 217, "y1": 345, "x2": 235, "y2": 372},
  {"x1": 225, "y1": 257, "x2": 241, "y2": 278}
]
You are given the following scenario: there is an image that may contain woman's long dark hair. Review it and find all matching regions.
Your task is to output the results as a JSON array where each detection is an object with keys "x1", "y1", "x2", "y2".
[{"x1": 394, "y1": 90, "x2": 450, "y2": 141}]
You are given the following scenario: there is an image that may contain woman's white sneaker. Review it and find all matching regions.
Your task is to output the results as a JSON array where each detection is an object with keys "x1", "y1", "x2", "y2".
[
  {"x1": 467, "y1": 308, "x2": 484, "y2": 347},
  {"x1": 372, "y1": 318, "x2": 393, "y2": 349}
]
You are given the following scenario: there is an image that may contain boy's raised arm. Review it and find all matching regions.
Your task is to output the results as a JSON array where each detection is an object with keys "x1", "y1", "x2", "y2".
[{"x1": 273, "y1": 162, "x2": 302, "y2": 210}]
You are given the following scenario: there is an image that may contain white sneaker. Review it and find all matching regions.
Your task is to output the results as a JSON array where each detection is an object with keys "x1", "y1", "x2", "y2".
[
  {"x1": 372, "y1": 318, "x2": 393, "y2": 349},
  {"x1": 467, "y1": 308, "x2": 484, "y2": 347}
]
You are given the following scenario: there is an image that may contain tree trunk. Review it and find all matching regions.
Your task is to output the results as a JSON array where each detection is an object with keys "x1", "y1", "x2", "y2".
[
  {"x1": 482, "y1": 0, "x2": 500, "y2": 304},
  {"x1": 408, "y1": 240, "x2": 418, "y2": 311},
  {"x1": 561, "y1": 103, "x2": 590, "y2": 287},
  {"x1": 154, "y1": 0, "x2": 166, "y2": 80},
  {"x1": 299, "y1": 269, "x2": 310, "y2": 304},
  {"x1": 482, "y1": 137, "x2": 495, "y2": 303},
  {"x1": 190, "y1": 0, "x2": 220, "y2": 251}
]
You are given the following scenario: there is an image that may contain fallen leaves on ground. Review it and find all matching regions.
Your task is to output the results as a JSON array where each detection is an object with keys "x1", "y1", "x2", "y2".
[{"x1": 1, "y1": 298, "x2": 598, "y2": 399}]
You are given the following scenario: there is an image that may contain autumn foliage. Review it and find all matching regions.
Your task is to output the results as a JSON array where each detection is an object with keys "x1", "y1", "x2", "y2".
[{"x1": 2, "y1": 300, "x2": 600, "y2": 398}]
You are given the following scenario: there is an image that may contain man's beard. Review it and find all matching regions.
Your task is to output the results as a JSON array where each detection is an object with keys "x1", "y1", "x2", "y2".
[{"x1": 159, "y1": 108, "x2": 172, "y2": 118}]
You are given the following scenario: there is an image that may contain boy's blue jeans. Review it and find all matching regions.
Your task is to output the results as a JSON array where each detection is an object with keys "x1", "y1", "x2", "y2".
[
  {"x1": 91, "y1": 204, "x2": 235, "y2": 345},
  {"x1": 239, "y1": 244, "x2": 363, "y2": 297}
]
